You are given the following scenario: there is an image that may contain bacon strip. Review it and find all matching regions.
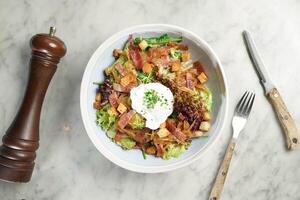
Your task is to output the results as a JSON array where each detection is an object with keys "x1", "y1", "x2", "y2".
[
  {"x1": 129, "y1": 46, "x2": 143, "y2": 69},
  {"x1": 186, "y1": 73, "x2": 193, "y2": 89},
  {"x1": 177, "y1": 44, "x2": 188, "y2": 50},
  {"x1": 109, "y1": 90, "x2": 119, "y2": 108},
  {"x1": 115, "y1": 63, "x2": 127, "y2": 76},
  {"x1": 135, "y1": 132, "x2": 146, "y2": 143},
  {"x1": 193, "y1": 61, "x2": 206, "y2": 75},
  {"x1": 114, "y1": 131, "x2": 124, "y2": 142},
  {"x1": 113, "y1": 83, "x2": 125, "y2": 92},
  {"x1": 166, "y1": 121, "x2": 187, "y2": 142},
  {"x1": 118, "y1": 110, "x2": 136, "y2": 129},
  {"x1": 178, "y1": 113, "x2": 186, "y2": 121}
]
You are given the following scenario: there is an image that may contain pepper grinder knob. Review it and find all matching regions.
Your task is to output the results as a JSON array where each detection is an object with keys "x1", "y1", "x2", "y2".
[{"x1": 0, "y1": 27, "x2": 66, "y2": 183}]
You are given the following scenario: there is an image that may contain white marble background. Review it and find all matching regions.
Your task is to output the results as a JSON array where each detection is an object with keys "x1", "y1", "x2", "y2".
[{"x1": 0, "y1": 0, "x2": 300, "y2": 199}]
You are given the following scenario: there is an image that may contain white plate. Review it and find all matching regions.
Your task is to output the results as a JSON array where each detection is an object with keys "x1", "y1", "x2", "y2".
[{"x1": 80, "y1": 24, "x2": 228, "y2": 173}]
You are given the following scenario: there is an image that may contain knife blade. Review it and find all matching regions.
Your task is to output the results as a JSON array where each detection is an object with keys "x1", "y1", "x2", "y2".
[
  {"x1": 243, "y1": 30, "x2": 300, "y2": 150},
  {"x1": 242, "y1": 30, "x2": 275, "y2": 93}
]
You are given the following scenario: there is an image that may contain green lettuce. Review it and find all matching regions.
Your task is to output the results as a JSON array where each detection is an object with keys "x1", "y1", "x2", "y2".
[
  {"x1": 170, "y1": 48, "x2": 182, "y2": 59},
  {"x1": 158, "y1": 66, "x2": 175, "y2": 80},
  {"x1": 137, "y1": 70, "x2": 154, "y2": 84},
  {"x1": 117, "y1": 135, "x2": 136, "y2": 149},
  {"x1": 134, "y1": 34, "x2": 183, "y2": 46},
  {"x1": 193, "y1": 88, "x2": 213, "y2": 112},
  {"x1": 105, "y1": 55, "x2": 127, "y2": 77},
  {"x1": 163, "y1": 144, "x2": 186, "y2": 160},
  {"x1": 107, "y1": 128, "x2": 116, "y2": 139},
  {"x1": 128, "y1": 113, "x2": 145, "y2": 129},
  {"x1": 198, "y1": 88, "x2": 212, "y2": 112},
  {"x1": 96, "y1": 104, "x2": 116, "y2": 131}
]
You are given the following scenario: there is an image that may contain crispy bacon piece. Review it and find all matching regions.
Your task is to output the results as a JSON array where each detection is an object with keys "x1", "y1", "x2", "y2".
[
  {"x1": 152, "y1": 56, "x2": 170, "y2": 67},
  {"x1": 134, "y1": 143, "x2": 142, "y2": 149},
  {"x1": 178, "y1": 113, "x2": 186, "y2": 121},
  {"x1": 113, "y1": 82, "x2": 136, "y2": 93},
  {"x1": 113, "y1": 83, "x2": 125, "y2": 92},
  {"x1": 129, "y1": 46, "x2": 143, "y2": 69},
  {"x1": 186, "y1": 73, "x2": 193, "y2": 89},
  {"x1": 114, "y1": 131, "x2": 124, "y2": 142},
  {"x1": 193, "y1": 61, "x2": 206, "y2": 75},
  {"x1": 123, "y1": 82, "x2": 137, "y2": 93},
  {"x1": 156, "y1": 145, "x2": 164, "y2": 157},
  {"x1": 109, "y1": 90, "x2": 119, "y2": 108},
  {"x1": 118, "y1": 110, "x2": 136, "y2": 129},
  {"x1": 166, "y1": 121, "x2": 187, "y2": 142},
  {"x1": 135, "y1": 132, "x2": 146, "y2": 143},
  {"x1": 177, "y1": 44, "x2": 188, "y2": 50},
  {"x1": 128, "y1": 34, "x2": 134, "y2": 45},
  {"x1": 147, "y1": 47, "x2": 168, "y2": 59},
  {"x1": 115, "y1": 63, "x2": 127, "y2": 76}
]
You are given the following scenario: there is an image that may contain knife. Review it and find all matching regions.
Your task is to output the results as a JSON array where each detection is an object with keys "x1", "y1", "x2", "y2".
[{"x1": 243, "y1": 30, "x2": 300, "y2": 150}]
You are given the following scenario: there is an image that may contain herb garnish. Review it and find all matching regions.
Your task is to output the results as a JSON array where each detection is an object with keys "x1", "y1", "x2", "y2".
[
  {"x1": 143, "y1": 89, "x2": 161, "y2": 109},
  {"x1": 143, "y1": 89, "x2": 168, "y2": 109}
]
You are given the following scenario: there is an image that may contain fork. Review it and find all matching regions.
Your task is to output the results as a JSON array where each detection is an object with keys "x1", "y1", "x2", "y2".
[{"x1": 209, "y1": 91, "x2": 255, "y2": 200}]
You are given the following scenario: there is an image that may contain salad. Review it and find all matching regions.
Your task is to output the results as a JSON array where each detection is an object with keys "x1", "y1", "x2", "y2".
[{"x1": 93, "y1": 34, "x2": 212, "y2": 160}]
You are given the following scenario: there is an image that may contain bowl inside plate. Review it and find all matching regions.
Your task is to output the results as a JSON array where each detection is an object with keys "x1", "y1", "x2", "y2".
[{"x1": 80, "y1": 24, "x2": 228, "y2": 173}]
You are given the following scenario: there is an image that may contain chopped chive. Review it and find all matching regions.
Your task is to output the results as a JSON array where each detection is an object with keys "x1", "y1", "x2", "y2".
[
  {"x1": 142, "y1": 149, "x2": 147, "y2": 159},
  {"x1": 93, "y1": 82, "x2": 102, "y2": 85}
]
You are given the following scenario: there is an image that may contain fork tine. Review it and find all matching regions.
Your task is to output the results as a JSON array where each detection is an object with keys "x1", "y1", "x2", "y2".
[
  {"x1": 240, "y1": 93, "x2": 250, "y2": 115},
  {"x1": 237, "y1": 91, "x2": 249, "y2": 114},
  {"x1": 236, "y1": 91, "x2": 249, "y2": 113},
  {"x1": 241, "y1": 92, "x2": 253, "y2": 116},
  {"x1": 245, "y1": 93, "x2": 255, "y2": 116}
]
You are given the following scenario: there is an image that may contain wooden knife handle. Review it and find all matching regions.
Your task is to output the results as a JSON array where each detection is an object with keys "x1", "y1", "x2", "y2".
[
  {"x1": 209, "y1": 138, "x2": 236, "y2": 200},
  {"x1": 268, "y1": 88, "x2": 300, "y2": 150}
]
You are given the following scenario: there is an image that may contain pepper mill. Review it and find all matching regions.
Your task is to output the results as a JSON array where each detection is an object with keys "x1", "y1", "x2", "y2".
[{"x1": 0, "y1": 27, "x2": 66, "y2": 183}]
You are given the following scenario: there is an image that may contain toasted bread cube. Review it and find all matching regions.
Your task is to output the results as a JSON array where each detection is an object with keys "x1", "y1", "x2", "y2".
[
  {"x1": 142, "y1": 62, "x2": 152, "y2": 74},
  {"x1": 124, "y1": 61, "x2": 135, "y2": 71},
  {"x1": 120, "y1": 76, "x2": 130, "y2": 87},
  {"x1": 171, "y1": 60, "x2": 181, "y2": 72},
  {"x1": 93, "y1": 101, "x2": 102, "y2": 110},
  {"x1": 117, "y1": 103, "x2": 127, "y2": 114},
  {"x1": 145, "y1": 146, "x2": 156, "y2": 155},
  {"x1": 197, "y1": 72, "x2": 207, "y2": 84},
  {"x1": 120, "y1": 73, "x2": 135, "y2": 87},
  {"x1": 193, "y1": 131, "x2": 204, "y2": 138},
  {"x1": 113, "y1": 49, "x2": 123, "y2": 58},
  {"x1": 159, "y1": 122, "x2": 166, "y2": 128},
  {"x1": 157, "y1": 128, "x2": 170, "y2": 138},
  {"x1": 139, "y1": 40, "x2": 148, "y2": 50},
  {"x1": 183, "y1": 120, "x2": 190, "y2": 130},
  {"x1": 108, "y1": 107, "x2": 118, "y2": 116},
  {"x1": 181, "y1": 52, "x2": 191, "y2": 62},
  {"x1": 199, "y1": 121, "x2": 210, "y2": 132},
  {"x1": 95, "y1": 92, "x2": 102, "y2": 102},
  {"x1": 203, "y1": 112, "x2": 211, "y2": 121}
]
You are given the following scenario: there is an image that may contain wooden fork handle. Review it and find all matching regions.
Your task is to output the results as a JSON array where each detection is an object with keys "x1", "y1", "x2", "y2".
[
  {"x1": 209, "y1": 138, "x2": 236, "y2": 200},
  {"x1": 268, "y1": 88, "x2": 300, "y2": 150}
]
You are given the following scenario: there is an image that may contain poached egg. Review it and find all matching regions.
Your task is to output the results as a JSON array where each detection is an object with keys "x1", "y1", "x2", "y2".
[{"x1": 130, "y1": 83, "x2": 174, "y2": 130}]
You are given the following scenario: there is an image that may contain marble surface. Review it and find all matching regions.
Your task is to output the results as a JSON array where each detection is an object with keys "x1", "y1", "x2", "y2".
[{"x1": 0, "y1": 0, "x2": 300, "y2": 199}]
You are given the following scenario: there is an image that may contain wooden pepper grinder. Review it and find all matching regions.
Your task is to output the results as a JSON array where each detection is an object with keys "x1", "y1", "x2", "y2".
[{"x1": 0, "y1": 27, "x2": 66, "y2": 183}]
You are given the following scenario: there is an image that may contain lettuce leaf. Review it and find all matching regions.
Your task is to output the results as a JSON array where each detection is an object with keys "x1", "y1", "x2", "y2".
[
  {"x1": 170, "y1": 48, "x2": 182, "y2": 59},
  {"x1": 163, "y1": 144, "x2": 186, "y2": 160},
  {"x1": 193, "y1": 87, "x2": 213, "y2": 112},
  {"x1": 128, "y1": 113, "x2": 145, "y2": 129},
  {"x1": 117, "y1": 135, "x2": 136, "y2": 149},
  {"x1": 96, "y1": 104, "x2": 116, "y2": 131}
]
